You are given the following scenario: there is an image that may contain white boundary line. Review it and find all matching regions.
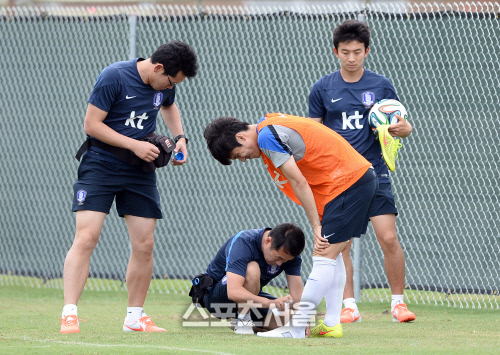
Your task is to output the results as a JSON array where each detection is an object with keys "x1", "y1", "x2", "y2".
[{"x1": 4, "y1": 336, "x2": 235, "y2": 355}]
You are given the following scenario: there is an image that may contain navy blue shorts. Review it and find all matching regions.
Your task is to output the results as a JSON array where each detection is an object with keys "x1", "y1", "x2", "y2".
[
  {"x1": 369, "y1": 182, "x2": 398, "y2": 217},
  {"x1": 203, "y1": 277, "x2": 276, "y2": 325},
  {"x1": 321, "y1": 168, "x2": 379, "y2": 244},
  {"x1": 72, "y1": 153, "x2": 162, "y2": 219}
]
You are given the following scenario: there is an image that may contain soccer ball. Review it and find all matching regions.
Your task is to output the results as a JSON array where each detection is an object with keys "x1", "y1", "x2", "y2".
[{"x1": 368, "y1": 99, "x2": 408, "y2": 132}]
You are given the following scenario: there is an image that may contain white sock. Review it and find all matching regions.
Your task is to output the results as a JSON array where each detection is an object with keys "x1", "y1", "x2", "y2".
[
  {"x1": 343, "y1": 298, "x2": 358, "y2": 310},
  {"x1": 62, "y1": 304, "x2": 77, "y2": 318},
  {"x1": 237, "y1": 312, "x2": 251, "y2": 321},
  {"x1": 324, "y1": 253, "x2": 347, "y2": 327},
  {"x1": 126, "y1": 307, "x2": 144, "y2": 322},
  {"x1": 287, "y1": 256, "x2": 336, "y2": 335},
  {"x1": 391, "y1": 295, "x2": 404, "y2": 310}
]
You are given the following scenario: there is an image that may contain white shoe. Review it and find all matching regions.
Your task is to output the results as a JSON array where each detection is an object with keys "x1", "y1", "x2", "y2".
[
  {"x1": 229, "y1": 318, "x2": 238, "y2": 331},
  {"x1": 234, "y1": 319, "x2": 255, "y2": 335},
  {"x1": 257, "y1": 325, "x2": 305, "y2": 338}
]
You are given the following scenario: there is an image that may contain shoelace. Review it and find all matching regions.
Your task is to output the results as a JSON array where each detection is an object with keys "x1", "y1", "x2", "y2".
[
  {"x1": 391, "y1": 139, "x2": 403, "y2": 161},
  {"x1": 59, "y1": 316, "x2": 87, "y2": 325},
  {"x1": 341, "y1": 308, "x2": 355, "y2": 315},
  {"x1": 138, "y1": 315, "x2": 155, "y2": 325},
  {"x1": 393, "y1": 303, "x2": 408, "y2": 314}
]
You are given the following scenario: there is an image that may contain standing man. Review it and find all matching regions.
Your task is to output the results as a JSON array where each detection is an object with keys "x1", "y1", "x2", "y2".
[
  {"x1": 308, "y1": 19, "x2": 415, "y2": 323},
  {"x1": 192, "y1": 223, "x2": 305, "y2": 334},
  {"x1": 204, "y1": 113, "x2": 378, "y2": 338},
  {"x1": 60, "y1": 40, "x2": 198, "y2": 334}
]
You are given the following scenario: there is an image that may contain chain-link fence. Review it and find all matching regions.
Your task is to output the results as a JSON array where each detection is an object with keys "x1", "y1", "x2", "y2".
[{"x1": 0, "y1": 2, "x2": 498, "y2": 308}]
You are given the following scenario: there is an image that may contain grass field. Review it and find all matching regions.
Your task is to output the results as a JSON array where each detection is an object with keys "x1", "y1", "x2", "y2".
[{"x1": 1, "y1": 281, "x2": 499, "y2": 355}]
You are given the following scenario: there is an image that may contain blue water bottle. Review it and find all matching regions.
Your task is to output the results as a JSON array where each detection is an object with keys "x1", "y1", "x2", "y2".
[{"x1": 174, "y1": 152, "x2": 184, "y2": 161}]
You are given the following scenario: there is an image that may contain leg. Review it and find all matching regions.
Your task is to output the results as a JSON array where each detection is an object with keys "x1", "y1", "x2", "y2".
[
  {"x1": 124, "y1": 215, "x2": 156, "y2": 307},
  {"x1": 63, "y1": 210, "x2": 106, "y2": 305},
  {"x1": 242, "y1": 261, "x2": 260, "y2": 296},
  {"x1": 370, "y1": 214, "x2": 405, "y2": 295},
  {"x1": 341, "y1": 240, "x2": 354, "y2": 299}
]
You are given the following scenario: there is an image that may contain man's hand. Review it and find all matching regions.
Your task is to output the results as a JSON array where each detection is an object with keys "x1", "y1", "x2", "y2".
[
  {"x1": 172, "y1": 139, "x2": 187, "y2": 166},
  {"x1": 131, "y1": 140, "x2": 160, "y2": 162},
  {"x1": 314, "y1": 225, "x2": 329, "y2": 252},
  {"x1": 270, "y1": 294, "x2": 293, "y2": 311},
  {"x1": 388, "y1": 114, "x2": 412, "y2": 138}
]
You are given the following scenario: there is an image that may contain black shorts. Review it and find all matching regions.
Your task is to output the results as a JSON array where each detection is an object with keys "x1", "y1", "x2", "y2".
[
  {"x1": 321, "y1": 167, "x2": 379, "y2": 244},
  {"x1": 369, "y1": 182, "x2": 398, "y2": 217},
  {"x1": 203, "y1": 277, "x2": 276, "y2": 326},
  {"x1": 72, "y1": 153, "x2": 162, "y2": 219}
]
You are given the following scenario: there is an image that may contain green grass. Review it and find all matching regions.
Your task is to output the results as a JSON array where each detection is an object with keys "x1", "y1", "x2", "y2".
[{"x1": 1, "y1": 281, "x2": 499, "y2": 355}]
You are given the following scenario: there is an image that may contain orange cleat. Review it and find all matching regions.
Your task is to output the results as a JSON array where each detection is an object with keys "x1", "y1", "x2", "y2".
[
  {"x1": 123, "y1": 315, "x2": 167, "y2": 332},
  {"x1": 340, "y1": 308, "x2": 361, "y2": 323},
  {"x1": 60, "y1": 315, "x2": 87, "y2": 334},
  {"x1": 392, "y1": 303, "x2": 416, "y2": 323}
]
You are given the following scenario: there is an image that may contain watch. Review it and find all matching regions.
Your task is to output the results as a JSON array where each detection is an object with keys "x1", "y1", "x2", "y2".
[{"x1": 174, "y1": 134, "x2": 188, "y2": 144}]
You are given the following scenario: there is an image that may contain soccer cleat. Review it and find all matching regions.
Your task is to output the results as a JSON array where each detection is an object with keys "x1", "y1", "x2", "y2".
[
  {"x1": 377, "y1": 125, "x2": 402, "y2": 172},
  {"x1": 59, "y1": 315, "x2": 86, "y2": 334},
  {"x1": 123, "y1": 315, "x2": 167, "y2": 332},
  {"x1": 310, "y1": 319, "x2": 343, "y2": 338},
  {"x1": 256, "y1": 324, "x2": 305, "y2": 338},
  {"x1": 229, "y1": 318, "x2": 238, "y2": 331},
  {"x1": 340, "y1": 308, "x2": 362, "y2": 323},
  {"x1": 392, "y1": 303, "x2": 416, "y2": 323},
  {"x1": 234, "y1": 319, "x2": 255, "y2": 335}
]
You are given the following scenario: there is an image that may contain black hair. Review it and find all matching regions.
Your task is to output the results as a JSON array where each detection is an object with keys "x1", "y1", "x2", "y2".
[
  {"x1": 203, "y1": 116, "x2": 250, "y2": 165},
  {"x1": 269, "y1": 223, "x2": 305, "y2": 258},
  {"x1": 151, "y1": 40, "x2": 198, "y2": 78},
  {"x1": 333, "y1": 19, "x2": 370, "y2": 51}
]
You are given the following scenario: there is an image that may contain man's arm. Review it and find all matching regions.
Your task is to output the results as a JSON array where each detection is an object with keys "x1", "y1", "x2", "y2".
[
  {"x1": 279, "y1": 156, "x2": 329, "y2": 251},
  {"x1": 285, "y1": 274, "x2": 303, "y2": 305},
  {"x1": 226, "y1": 272, "x2": 292, "y2": 310},
  {"x1": 84, "y1": 103, "x2": 159, "y2": 162},
  {"x1": 308, "y1": 117, "x2": 323, "y2": 124},
  {"x1": 160, "y1": 103, "x2": 187, "y2": 165}
]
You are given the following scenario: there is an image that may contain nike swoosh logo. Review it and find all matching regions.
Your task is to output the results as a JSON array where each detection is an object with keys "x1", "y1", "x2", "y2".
[
  {"x1": 383, "y1": 130, "x2": 389, "y2": 145},
  {"x1": 319, "y1": 330, "x2": 333, "y2": 335},
  {"x1": 126, "y1": 95, "x2": 136, "y2": 99},
  {"x1": 331, "y1": 98, "x2": 342, "y2": 103},
  {"x1": 124, "y1": 324, "x2": 144, "y2": 331},
  {"x1": 323, "y1": 233, "x2": 335, "y2": 239}
]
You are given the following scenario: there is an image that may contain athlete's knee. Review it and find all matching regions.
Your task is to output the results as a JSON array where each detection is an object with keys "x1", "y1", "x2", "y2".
[
  {"x1": 244, "y1": 261, "x2": 261, "y2": 293},
  {"x1": 131, "y1": 237, "x2": 155, "y2": 256},
  {"x1": 73, "y1": 230, "x2": 100, "y2": 252},
  {"x1": 378, "y1": 232, "x2": 401, "y2": 252}
]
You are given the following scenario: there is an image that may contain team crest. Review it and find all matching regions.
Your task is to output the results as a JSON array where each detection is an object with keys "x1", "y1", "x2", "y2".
[
  {"x1": 221, "y1": 275, "x2": 227, "y2": 285},
  {"x1": 76, "y1": 190, "x2": 87, "y2": 205},
  {"x1": 361, "y1": 91, "x2": 375, "y2": 107},
  {"x1": 153, "y1": 92, "x2": 163, "y2": 109},
  {"x1": 267, "y1": 265, "x2": 280, "y2": 274}
]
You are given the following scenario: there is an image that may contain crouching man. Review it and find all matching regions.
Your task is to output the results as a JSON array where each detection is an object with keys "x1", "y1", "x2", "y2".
[{"x1": 189, "y1": 223, "x2": 305, "y2": 334}]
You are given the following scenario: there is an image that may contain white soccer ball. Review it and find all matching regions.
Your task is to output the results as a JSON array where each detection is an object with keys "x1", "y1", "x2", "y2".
[{"x1": 368, "y1": 99, "x2": 408, "y2": 132}]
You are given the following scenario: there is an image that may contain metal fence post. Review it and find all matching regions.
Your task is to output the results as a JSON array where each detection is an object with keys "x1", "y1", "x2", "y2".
[
  {"x1": 352, "y1": 11, "x2": 367, "y2": 303},
  {"x1": 129, "y1": 14, "x2": 137, "y2": 60}
]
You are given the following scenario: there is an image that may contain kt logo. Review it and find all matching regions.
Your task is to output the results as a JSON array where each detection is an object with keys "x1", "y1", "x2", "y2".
[{"x1": 342, "y1": 111, "x2": 363, "y2": 130}]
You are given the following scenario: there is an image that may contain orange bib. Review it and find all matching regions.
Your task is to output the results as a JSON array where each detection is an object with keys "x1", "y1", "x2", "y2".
[{"x1": 257, "y1": 113, "x2": 371, "y2": 218}]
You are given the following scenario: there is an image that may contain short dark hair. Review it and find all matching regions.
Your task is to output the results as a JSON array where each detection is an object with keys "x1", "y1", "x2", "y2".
[
  {"x1": 151, "y1": 40, "x2": 198, "y2": 78},
  {"x1": 333, "y1": 20, "x2": 370, "y2": 50},
  {"x1": 269, "y1": 223, "x2": 305, "y2": 258},
  {"x1": 203, "y1": 116, "x2": 250, "y2": 165}
]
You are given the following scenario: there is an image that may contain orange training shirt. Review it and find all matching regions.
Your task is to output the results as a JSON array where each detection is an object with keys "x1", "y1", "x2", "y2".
[{"x1": 257, "y1": 113, "x2": 371, "y2": 218}]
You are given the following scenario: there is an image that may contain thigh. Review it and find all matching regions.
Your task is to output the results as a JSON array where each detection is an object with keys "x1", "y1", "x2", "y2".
[
  {"x1": 204, "y1": 278, "x2": 237, "y2": 320},
  {"x1": 125, "y1": 215, "x2": 156, "y2": 247},
  {"x1": 72, "y1": 155, "x2": 120, "y2": 214},
  {"x1": 116, "y1": 175, "x2": 162, "y2": 219},
  {"x1": 321, "y1": 169, "x2": 378, "y2": 244},
  {"x1": 370, "y1": 182, "x2": 398, "y2": 217}
]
